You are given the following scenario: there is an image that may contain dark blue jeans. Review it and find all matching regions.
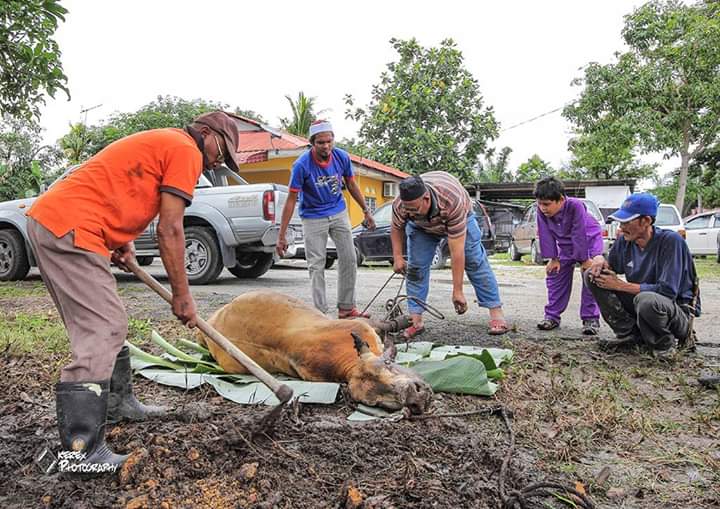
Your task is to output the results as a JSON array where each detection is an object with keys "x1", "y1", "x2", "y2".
[{"x1": 405, "y1": 214, "x2": 502, "y2": 315}]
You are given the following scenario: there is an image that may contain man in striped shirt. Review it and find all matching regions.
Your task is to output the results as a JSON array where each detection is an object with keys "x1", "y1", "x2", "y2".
[{"x1": 390, "y1": 172, "x2": 509, "y2": 338}]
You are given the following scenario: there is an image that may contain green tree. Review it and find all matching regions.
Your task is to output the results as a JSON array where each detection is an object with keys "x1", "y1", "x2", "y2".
[
  {"x1": 654, "y1": 143, "x2": 720, "y2": 213},
  {"x1": 279, "y1": 91, "x2": 326, "y2": 137},
  {"x1": 0, "y1": 0, "x2": 70, "y2": 119},
  {"x1": 476, "y1": 146, "x2": 513, "y2": 183},
  {"x1": 515, "y1": 154, "x2": 555, "y2": 182},
  {"x1": 0, "y1": 115, "x2": 63, "y2": 200},
  {"x1": 345, "y1": 38, "x2": 499, "y2": 182},
  {"x1": 566, "y1": 118, "x2": 657, "y2": 180},
  {"x1": 60, "y1": 96, "x2": 263, "y2": 157},
  {"x1": 336, "y1": 137, "x2": 371, "y2": 158},
  {"x1": 563, "y1": 0, "x2": 720, "y2": 213}
]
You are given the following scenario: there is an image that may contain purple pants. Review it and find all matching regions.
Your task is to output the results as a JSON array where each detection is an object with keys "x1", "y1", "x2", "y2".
[{"x1": 545, "y1": 259, "x2": 599, "y2": 322}]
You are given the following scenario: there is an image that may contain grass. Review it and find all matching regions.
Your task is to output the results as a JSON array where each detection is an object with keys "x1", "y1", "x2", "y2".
[
  {"x1": 490, "y1": 252, "x2": 720, "y2": 281},
  {"x1": 0, "y1": 281, "x2": 48, "y2": 297},
  {"x1": 0, "y1": 313, "x2": 166, "y2": 360},
  {"x1": 0, "y1": 311, "x2": 69, "y2": 354},
  {"x1": 694, "y1": 257, "x2": 720, "y2": 280},
  {"x1": 489, "y1": 252, "x2": 537, "y2": 267}
]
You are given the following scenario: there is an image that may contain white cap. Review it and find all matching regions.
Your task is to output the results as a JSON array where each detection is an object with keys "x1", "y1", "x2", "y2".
[{"x1": 309, "y1": 120, "x2": 333, "y2": 137}]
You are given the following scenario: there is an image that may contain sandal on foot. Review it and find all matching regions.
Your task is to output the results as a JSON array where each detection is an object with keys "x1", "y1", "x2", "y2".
[
  {"x1": 581, "y1": 319, "x2": 600, "y2": 336},
  {"x1": 537, "y1": 318, "x2": 560, "y2": 331},
  {"x1": 338, "y1": 307, "x2": 370, "y2": 319},
  {"x1": 489, "y1": 319, "x2": 510, "y2": 335},
  {"x1": 402, "y1": 324, "x2": 425, "y2": 340}
]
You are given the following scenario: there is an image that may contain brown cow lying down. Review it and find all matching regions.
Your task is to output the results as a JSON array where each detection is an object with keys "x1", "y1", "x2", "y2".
[{"x1": 197, "y1": 290, "x2": 433, "y2": 414}]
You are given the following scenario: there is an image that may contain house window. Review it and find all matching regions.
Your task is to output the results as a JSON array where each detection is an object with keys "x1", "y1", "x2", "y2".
[{"x1": 365, "y1": 197, "x2": 377, "y2": 213}]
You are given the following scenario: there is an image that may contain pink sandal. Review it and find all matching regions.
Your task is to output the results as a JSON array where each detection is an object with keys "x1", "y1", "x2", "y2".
[
  {"x1": 338, "y1": 307, "x2": 371, "y2": 319},
  {"x1": 488, "y1": 319, "x2": 510, "y2": 336},
  {"x1": 402, "y1": 324, "x2": 426, "y2": 340}
]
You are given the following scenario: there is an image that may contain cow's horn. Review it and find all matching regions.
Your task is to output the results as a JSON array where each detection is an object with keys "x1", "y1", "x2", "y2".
[{"x1": 351, "y1": 332, "x2": 371, "y2": 355}]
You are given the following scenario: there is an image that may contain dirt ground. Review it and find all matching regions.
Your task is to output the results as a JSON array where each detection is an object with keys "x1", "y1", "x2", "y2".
[{"x1": 1, "y1": 259, "x2": 719, "y2": 508}]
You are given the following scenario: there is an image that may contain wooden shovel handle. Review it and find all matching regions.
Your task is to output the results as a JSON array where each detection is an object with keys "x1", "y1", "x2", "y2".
[{"x1": 126, "y1": 259, "x2": 293, "y2": 404}]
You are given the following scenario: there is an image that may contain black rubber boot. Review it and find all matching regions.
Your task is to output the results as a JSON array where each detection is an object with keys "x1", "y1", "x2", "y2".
[
  {"x1": 56, "y1": 381, "x2": 127, "y2": 475},
  {"x1": 107, "y1": 346, "x2": 168, "y2": 423}
]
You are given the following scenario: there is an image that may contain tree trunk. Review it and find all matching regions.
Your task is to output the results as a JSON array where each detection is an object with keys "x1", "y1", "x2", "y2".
[
  {"x1": 675, "y1": 150, "x2": 689, "y2": 215},
  {"x1": 675, "y1": 127, "x2": 691, "y2": 215}
]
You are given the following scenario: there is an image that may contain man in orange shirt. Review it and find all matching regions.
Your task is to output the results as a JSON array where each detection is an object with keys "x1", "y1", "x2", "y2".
[{"x1": 27, "y1": 111, "x2": 240, "y2": 474}]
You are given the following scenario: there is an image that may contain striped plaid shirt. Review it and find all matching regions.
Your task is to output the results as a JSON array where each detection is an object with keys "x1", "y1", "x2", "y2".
[{"x1": 391, "y1": 171, "x2": 472, "y2": 239}]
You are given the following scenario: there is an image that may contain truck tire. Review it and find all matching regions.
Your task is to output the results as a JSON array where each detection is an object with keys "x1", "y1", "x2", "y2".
[
  {"x1": 530, "y1": 241, "x2": 544, "y2": 265},
  {"x1": 508, "y1": 241, "x2": 522, "y2": 262},
  {"x1": 228, "y1": 252, "x2": 274, "y2": 279},
  {"x1": 136, "y1": 256, "x2": 154, "y2": 266},
  {"x1": 0, "y1": 229, "x2": 31, "y2": 281},
  {"x1": 184, "y1": 226, "x2": 224, "y2": 285}
]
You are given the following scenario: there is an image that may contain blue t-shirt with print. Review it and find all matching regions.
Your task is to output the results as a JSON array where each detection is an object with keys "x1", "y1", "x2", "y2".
[{"x1": 289, "y1": 147, "x2": 353, "y2": 219}]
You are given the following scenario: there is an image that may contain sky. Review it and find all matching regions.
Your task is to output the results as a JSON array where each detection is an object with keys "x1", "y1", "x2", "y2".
[{"x1": 40, "y1": 0, "x2": 667, "y2": 175}]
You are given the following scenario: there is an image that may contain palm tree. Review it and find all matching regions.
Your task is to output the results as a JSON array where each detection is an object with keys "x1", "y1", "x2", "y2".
[
  {"x1": 59, "y1": 122, "x2": 92, "y2": 165},
  {"x1": 477, "y1": 146, "x2": 513, "y2": 183},
  {"x1": 279, "y1": 92, "x2": 327, "y2": 137}
]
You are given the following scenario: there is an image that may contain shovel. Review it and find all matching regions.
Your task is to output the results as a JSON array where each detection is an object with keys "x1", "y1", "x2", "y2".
[{"x1": 125, "y1": 259, "x2": 294, "y2": 410}]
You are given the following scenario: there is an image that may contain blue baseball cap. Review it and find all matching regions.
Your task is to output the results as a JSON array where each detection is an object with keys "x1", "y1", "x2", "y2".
[{"x1": 608, "y1": 193, "x2": 659, "y2": 223}]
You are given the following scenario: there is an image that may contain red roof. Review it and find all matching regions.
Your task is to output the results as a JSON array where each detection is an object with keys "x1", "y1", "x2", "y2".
[{"x1": 230, "y1": 116, "x2": 409, "y2": 180}]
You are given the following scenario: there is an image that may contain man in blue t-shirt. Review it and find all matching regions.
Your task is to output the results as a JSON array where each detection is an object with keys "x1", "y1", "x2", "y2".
[
  {"x1": 585, "y1": 193, "x2": 700, "y2": 359},
  {"x1": 277, "y1": 120, "x2": 376, "y2": 317}
]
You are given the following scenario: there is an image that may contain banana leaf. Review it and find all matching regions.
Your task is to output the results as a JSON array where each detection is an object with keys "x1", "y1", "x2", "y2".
[{"x1": 410, "y1": 356, "x2": 498, "y2": 396}]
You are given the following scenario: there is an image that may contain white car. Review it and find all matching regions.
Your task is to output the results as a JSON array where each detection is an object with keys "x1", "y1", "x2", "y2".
[
  {"x1": 655, "y1": 203, "x2": 685, "y2": 237},
  {"x1": 684, "y1": 210, "x2": 720, "y2": 256}
]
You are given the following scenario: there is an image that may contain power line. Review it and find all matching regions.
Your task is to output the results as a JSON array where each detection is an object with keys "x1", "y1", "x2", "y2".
[{"x1": 500, "y1": 105, "x2": 566, "y2": 132}]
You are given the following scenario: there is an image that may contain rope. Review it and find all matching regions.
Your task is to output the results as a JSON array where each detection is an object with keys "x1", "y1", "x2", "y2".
[
  {"x1": 496, "y1": 407, "x2": 595, "y2": 509},
  {"x1": 407, "y1": 405, "x2": 595, "y2": 507},
  {"x1": 361, "y1": 272, "x2": 402, "y2": 316},
  {"x1": 360, "y1": 272, "x2": 444, "y2": 321}
]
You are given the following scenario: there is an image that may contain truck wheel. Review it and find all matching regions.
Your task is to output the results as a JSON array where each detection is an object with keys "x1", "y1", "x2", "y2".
[
  {"x1": 228, "y1": 252, "x2": 274, "y2": 279},
  {"x1": 324, "y1": 257, "x2": 336, "y2": 269},
  {"x1": 136, "y1": 256, "x2": 154, "y2": 266},
  {"x1": 184, "y1": 226, "x2": 223, "y2": 285},
  {"x1": 530, "y1": 241, "x2": 544, "y2": 265},
  {"x1": 508, "y1": 241, "x2": 522, "y2": 262},
  {"x1": 0, "y1": 229, "x2": 31, "y2": 281}
]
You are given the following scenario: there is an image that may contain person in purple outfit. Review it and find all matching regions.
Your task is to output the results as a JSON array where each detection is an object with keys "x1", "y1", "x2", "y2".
[{"x1": 534, "y1": 177, "x2": 605, "y2": 335}]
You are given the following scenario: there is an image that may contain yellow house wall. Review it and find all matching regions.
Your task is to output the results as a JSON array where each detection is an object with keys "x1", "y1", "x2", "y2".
[{"x1": 238, "y1": 157, "x2": 396, "y2": 227}]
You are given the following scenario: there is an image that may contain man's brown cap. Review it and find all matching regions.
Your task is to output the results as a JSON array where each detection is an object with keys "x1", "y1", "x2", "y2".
[{"x1": 193, "y1": 111, "x2": 240, "y2": 172}]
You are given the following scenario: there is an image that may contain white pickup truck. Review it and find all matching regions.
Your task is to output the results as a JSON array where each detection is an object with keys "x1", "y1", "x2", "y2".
[{"x1": 0, "y1": 166, "x2": 294, "y2": 285}]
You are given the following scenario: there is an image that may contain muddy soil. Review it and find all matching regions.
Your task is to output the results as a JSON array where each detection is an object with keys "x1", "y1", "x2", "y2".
[{"x1": 1, "y1": 261, "x2": 719, "y2": 508}]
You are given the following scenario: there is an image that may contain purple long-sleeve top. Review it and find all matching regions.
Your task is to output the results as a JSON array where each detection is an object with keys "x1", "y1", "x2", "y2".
[{"x1": 537, "y1": 197, "x2": 603, "y2": 262}]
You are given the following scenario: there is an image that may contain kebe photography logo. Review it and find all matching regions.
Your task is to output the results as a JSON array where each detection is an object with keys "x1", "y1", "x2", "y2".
[{"x1": 34, "y1": 447, "x2": 119, "y2": 474}]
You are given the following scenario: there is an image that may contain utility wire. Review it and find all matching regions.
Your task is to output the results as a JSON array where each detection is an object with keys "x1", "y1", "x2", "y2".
[{"x1": 499, "y1": 106, "x2": 566, "y2": 132}]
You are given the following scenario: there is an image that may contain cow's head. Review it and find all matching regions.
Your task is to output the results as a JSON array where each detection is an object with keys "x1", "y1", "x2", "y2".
[{"x1": 347, "y1": 332, "x2": 433, "y2": 414}]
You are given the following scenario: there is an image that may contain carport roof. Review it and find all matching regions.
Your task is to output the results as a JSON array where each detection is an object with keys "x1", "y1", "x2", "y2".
[{"x1": 465, "y1": 179, "x2": 637, "y2": 201}]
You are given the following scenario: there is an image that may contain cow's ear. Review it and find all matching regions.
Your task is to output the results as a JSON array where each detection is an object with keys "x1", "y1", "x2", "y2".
[
  {"x1": 351, "y1": 332, "x2": 370, "y2": 356},
  {"x1": 382, "y1": 336, "x2": 397, "y2": 363}
]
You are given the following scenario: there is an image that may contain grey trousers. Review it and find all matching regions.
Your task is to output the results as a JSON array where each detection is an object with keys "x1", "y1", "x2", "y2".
[
  {"x1": 27, "y1": 218, "x2": 127, "y2": 381},
  {"x1": 583, "y1": 271, "x2": 689, "y2": 350},
  {"x1": 302, "y1": 211, "x2": 357, "y2": 313}
]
